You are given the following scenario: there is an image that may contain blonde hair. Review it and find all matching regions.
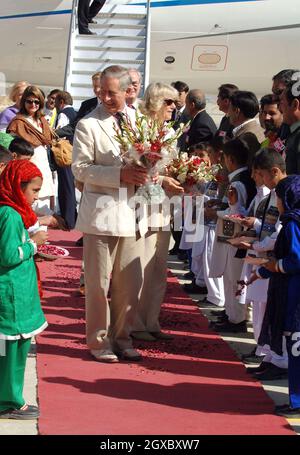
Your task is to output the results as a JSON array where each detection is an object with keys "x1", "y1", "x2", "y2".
[
  {"x1": 140, "y1": 82, "x2": 178, "y2": 118},
  {"x1": 9, "y1": 81, "x2": 29, "y2": 103}
]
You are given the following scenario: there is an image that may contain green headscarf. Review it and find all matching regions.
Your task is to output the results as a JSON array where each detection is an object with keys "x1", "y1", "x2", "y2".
[{"x1": 0, "y1": 132, "x2": 14, "y2": 150}]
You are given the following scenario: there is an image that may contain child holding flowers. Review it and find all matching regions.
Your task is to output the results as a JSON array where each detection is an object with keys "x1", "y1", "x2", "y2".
[{"x1": 254, "y1": 175, "x2": 300, "y2": 417}]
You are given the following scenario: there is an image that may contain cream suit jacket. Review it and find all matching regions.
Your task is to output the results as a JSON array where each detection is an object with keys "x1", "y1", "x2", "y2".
[{"x1": 72, "y1": 104, "x2": 137, "y2": 236}]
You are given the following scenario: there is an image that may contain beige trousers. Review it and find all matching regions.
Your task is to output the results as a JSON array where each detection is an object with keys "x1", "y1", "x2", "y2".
[
  {"x1": 133, "y1": 229, "x2": 171, "y2": 333},
  {"x1": 83, "y1": 234, "x2": 143, "y2": 351}
]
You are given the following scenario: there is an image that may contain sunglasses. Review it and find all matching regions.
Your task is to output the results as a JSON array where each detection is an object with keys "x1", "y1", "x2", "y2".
[
  {"x1": 25, "y1": 99, "x2": 40, "y2": 105},
  {"x1": 164, "y1": 99, "x2": 176, "y2": 106}
]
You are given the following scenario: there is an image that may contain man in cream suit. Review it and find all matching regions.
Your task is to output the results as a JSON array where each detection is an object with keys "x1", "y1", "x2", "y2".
[{"x1": 72, "y1": 65, "x2": 148, "y2": 363}]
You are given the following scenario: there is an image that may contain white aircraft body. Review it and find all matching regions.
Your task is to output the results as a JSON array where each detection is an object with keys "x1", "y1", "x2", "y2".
[{"x1": 0, "y1": 0, "x2": 299, "y2": 97}]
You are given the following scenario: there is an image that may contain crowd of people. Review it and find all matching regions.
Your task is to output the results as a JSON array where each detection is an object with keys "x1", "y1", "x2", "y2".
[{"x1": 0, "y1": 65, "x2": 300, "y2": 421}]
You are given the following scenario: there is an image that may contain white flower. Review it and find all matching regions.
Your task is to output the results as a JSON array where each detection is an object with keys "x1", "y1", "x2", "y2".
[{"x1": 177, "y1": 172, "x2": 187, "y2": 184}]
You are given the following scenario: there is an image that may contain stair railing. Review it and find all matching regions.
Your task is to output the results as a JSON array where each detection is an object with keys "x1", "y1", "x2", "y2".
[
  {"x1": 143, "y1": 0, "x2": 151, "y2": 94},
  {"x1": 64, "y1": 0, "x2": 78, "y2": 91}
]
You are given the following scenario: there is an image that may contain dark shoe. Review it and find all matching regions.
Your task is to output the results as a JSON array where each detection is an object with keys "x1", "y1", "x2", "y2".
[
  {"x1": 241, "y1": 347, "x2": 257, "y2": 360},
  {"x1": 183, "y1": 281, "x2": 208, "y2": 295},
  {"x1": 0, "y1": 405, "x2": 39, "y2": 420},
  {"x1": 211, "y1": 313, "x2": 229, "y2": 323},
  {"x1": 253, "y1": 364, "x2": 288, "y2": 380},
  {"x1": 275, "y1": 406, "x2": 300, "y2": 418},
  {"x1": 169, "y1": 247, "x2": 179, "y2": 255},
  {"x1": 196, "y1": 299, "x2": 219, "y2": 309},
  {"x1": 210, "y1": 308, "x2": 226, "y2": 317},
  {"x1": 177, "y1": 251, "x2": 187, "y2": 261},
  {"x1": 76, "y1": 236, "x2": 83, "y2": 247},
  {"x1": 183, "y1": 271, "x2": 194, "y2": 280},
  {"x1": 243, "y1": 354, "x2": 264, "y2": 365},
  {"x1": 79, "y1": 29, "x2": 96, "y2": 35},
  {"x1": 88, "y1": 19, "x2": 97, "y2": 24},
  {"x1": 242, "y1": 348, "x2": 264, "y2": 365},
  {"x1": 275, "y1": 403, "x2": 290, "y2": 411},
  {"x1": 209, "y1": 313, "x2": 228, "y2": 328},
  {"x1": 116, "y1": 348, "x2": 142, "y2": 361},
  {"x1": 246, "y1": 361, "x2": 271, "y2": 374},
  {"x1": 214, "y1": 320, "x2": 247, "y2": 333},
  {"x1": 131, "y1": 331, "x2": 157, "y2": 341},
  {"x1": 150, "y1": 331, "x2": 174, "y2": 340}
]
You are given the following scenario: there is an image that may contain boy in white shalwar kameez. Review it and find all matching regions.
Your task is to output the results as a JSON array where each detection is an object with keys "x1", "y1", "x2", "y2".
[
  {"x1": 209, "y1": 138, "x2": 256, "y2": 332},
  {"x1": 192, "y1": 140, "x2": 226, "y2": 307},
  {"x1": 236, "y1": 167, "x2": 270, "y2": 360}
]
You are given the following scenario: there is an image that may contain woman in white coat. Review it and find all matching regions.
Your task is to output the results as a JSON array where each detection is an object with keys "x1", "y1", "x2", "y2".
[{"x1": 131, "y1": 83, "x2": 184, "y2": 341}]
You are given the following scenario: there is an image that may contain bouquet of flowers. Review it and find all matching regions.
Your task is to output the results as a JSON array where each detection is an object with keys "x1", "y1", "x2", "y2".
[
  {"x1": 114, "y1": 113, "x2": 187, "y2": 203},
  {"x1": 167, "y1": 153, "x2": 221, "y2": 193}
]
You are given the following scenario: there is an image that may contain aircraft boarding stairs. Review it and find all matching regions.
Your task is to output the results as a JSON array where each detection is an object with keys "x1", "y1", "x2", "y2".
[{"x1": 64, "y1": 0, "x2": 151, "y2": 110}]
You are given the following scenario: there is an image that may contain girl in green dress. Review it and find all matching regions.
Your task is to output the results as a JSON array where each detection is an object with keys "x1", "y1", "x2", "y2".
[{"x1": 0, "y1": 160, "x2": 48, "y2": 419}]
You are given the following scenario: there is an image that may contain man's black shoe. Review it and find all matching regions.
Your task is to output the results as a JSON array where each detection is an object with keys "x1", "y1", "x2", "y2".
[
  {"x1": 246, "y1": 361, "x2": 271, "y2": 374},
  {"x1": 210, "y1": 308, "x2": 226, "y2": 317},
  {"x1": 88, "y1": 19, "x2": 97, "y2": 23},
  {"x1": 242, "y1": 347, "x2": 264, "y2": 364},
  {"x1": 214, "y1": 320, "x2": 247, "y2": 333},
  {"x1": 183, "y1": 280, "x2": 207, "y2": 294},
  {"x1": 183, "y1": 271, "x2": 194, "y2": 280},
  {"x1": 253, "y1": 364, "x2": 288, "y2": 380},
  {"x1": 79, "y1": 29, "x2": 96, "y2": 35},
  {"x1": 275, "y1": 406, "x2": 300, "y2": 418},
  {"x1": 177, "y1": 251, "x2": 187, "y2": 261},
  {"x1": 211, "y1": 313, "x2": 229, "y2": 324},
  {"x1": 169, "y1": 247, "x2": 179, "y2": 255},
  {"x1": 241, "y1": 347, "x2": 257, "y2": 359},
  {"x1": 243, "y1": 354, "x2": 264, "y2": 365},
  {"x1": 275, "y1": 403, "x2": 290, "y2": 411},
  {"x1": 196, "y1": 299, "x2": 219, "y2": 309}
]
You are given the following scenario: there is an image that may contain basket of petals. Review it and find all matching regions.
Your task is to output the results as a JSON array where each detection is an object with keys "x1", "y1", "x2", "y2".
[{"x1": 37, "y1": 244, "x2": 69, "y2": 260}]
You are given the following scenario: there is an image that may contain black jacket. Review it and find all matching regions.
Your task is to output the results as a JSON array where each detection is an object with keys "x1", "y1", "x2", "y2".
[
  {"x1": 172, "y1": 107, "x2": 191, "y2": 153},
  {"x1": 187, "y1": 110, "x2": 217, "y2": 150},
  {"x1": 285, "y1": 122, "x2": 300, "y2": 175},
  {"x1": 216, "y1": 115, "x2": 234, "y2": 139}
]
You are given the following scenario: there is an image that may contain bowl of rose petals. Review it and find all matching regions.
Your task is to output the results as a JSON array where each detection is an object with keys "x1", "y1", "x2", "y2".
[
  {"x1": 37, "y1": 244, "x2": 69, "y2": 260},
  {"x1": 224, "y1": 214, "x2": 246, "y2": 224}
]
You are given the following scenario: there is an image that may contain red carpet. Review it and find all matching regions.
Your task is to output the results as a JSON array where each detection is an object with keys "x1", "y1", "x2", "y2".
[{"x1": 36, "y1": 230, "x2": 294, "y2": 435}]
